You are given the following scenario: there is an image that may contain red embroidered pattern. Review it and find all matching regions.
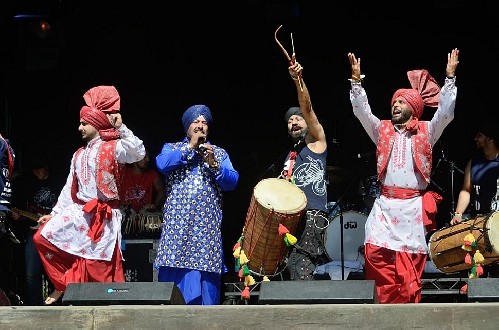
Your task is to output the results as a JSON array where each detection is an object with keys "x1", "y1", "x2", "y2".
[
  {"x1": 80, "y1": 139, "x2": 98, "y2": 185},
  {"x1": 392, "y1": 133, "x2": 407, "y2": 169}
]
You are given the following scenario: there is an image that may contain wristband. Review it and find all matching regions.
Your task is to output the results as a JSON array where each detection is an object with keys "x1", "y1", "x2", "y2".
[{"x1": 349, "y1": 74, "x2": 365, "y2": 83}]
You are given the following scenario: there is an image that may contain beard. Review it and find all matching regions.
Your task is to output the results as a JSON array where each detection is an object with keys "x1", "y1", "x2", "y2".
[
  {"x1": 391, "y1": 108, "x2": 412, "y2": 125},
  {"x1": 290, "y1": 129, "x2": 307, "y2": 143}
]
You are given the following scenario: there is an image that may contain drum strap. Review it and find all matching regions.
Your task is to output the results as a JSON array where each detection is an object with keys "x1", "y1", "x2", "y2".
[{"x1": 284, "y1": 150, "x2": 297, "y2": 181}]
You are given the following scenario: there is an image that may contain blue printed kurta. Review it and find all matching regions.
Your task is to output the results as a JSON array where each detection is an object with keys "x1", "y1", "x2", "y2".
[{"x1": 154, "y1": 138, "x2": 238, "y2": 274}]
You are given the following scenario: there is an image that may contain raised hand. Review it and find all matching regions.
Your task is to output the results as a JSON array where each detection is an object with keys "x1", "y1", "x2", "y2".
[
  {"x1": 288, "y1": 54, "x2": 303, "y2": 78},
  {"x1": 446, "y1": 48, "x2": 459, "y2": 78},
  {"x1": 348, "y1": 53, "x2": 362, "y2": 80}
]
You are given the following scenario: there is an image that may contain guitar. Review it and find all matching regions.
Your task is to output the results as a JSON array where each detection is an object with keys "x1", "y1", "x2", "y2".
[{"x1": 11, "y1": 207, "x2": 44, "y2": 229}]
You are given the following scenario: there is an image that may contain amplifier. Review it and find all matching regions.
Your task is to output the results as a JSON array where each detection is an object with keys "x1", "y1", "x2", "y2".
[{"x1": 122, "y1": 239, "x2": 159, "y2": 282}]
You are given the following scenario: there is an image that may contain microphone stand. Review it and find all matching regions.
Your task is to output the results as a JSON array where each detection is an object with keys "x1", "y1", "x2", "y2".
[
  {"x1": 439, "y1": 148, "x2": 464, "y2": 214},
  {"x1": 327, "y1": 155, "x2": 372, "y2": 280}
]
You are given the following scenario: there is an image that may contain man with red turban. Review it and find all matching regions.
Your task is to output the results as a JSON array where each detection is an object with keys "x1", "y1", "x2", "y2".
[
  {"x1": 33, "y1": 85, "x2": 145, "y2": 305},
  {"x1": 347, "y1": 49, "x2": 460, "y2": 304}
]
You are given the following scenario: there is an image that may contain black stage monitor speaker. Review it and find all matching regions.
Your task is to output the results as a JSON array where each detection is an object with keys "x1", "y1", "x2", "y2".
[
  {"x1": 467, "y1": 278, "x2": 499, "y2": 302},
  {"x1": 258, "y1": 280, "x2": 377, "y2": 304},
  {"x1": 62, "y1": 282, "x2": 185, "y2": 305}
]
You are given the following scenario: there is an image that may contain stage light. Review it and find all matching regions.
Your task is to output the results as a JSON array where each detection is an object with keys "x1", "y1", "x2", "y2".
[{"x1": 32, "y1": 19, "x2": 52, "y2": 39}]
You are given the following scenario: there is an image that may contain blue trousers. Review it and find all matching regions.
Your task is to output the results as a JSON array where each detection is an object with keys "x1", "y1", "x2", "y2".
[
  {"x1": 24, "y1": 230, "x2": 44, "y2": 306},
  {"x1": 158, "y1": 267, "x2": 221, "y2": 305}
]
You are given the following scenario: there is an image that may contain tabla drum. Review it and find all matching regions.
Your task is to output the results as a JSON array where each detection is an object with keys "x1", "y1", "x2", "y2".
[
  {"x1": 122, "y1": 211, "x2": 163, "y2": 237},
  {"x1": 323, "y1": 211, "x2": 367, "y2": 263},
  {"x1": 241, "y1": 178, "x2": 307, "y2": 276},
  {"x1": 429, "y1": 212, "x2": 499, "y2": 274}
]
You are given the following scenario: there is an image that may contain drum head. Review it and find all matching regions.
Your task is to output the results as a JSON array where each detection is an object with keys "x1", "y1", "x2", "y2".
[
  {"x1": 487, "y1": 211, "x2": 499, "y2": 251},
  {"x1": 324, "y1": 211, "x2": 367, "y2": 263},
  {"x1": 254, "y1": 178, "x2": 307, "y2": 214}
]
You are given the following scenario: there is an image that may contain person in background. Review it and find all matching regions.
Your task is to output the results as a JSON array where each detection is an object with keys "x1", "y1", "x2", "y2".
[
  {"x1": 11, "y1": 152, "x2": 62, "y2": 305},
  {"x1": 120, "y1": 147, "x2": 165, "y2": 214},
  {"x1": 280, "y1": 54, "x2": 329, "y2": 281},
  {"x1": 0, "y1": 130, "x2": 17, "y2": 305},
  {"x1": 33, "y1": 85, "x2": 145, "y2": 305},
  {"x1": 154, "y1": 104, "x2": 239, "y2": 305},
  {"x1": 451, "y1": 124, "x2": 499, "y2": 224},
  {"x1": 450, "y1": 123, "x2": 499, "y2": 277},
  {"x1": 347, "y1": 48, "x2": 459, "y2": 303}
]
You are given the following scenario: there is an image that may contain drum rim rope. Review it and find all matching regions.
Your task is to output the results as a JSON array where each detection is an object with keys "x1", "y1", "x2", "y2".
[
  {"x1": 243, "y1": 196, "x2": 294, "y2": 276},
  {"x1": 244, "y1": 199, "x2": 280, "y2": 273},
  {"x1": 431, "y1": 216, "x2": 487, "y2": 253}
]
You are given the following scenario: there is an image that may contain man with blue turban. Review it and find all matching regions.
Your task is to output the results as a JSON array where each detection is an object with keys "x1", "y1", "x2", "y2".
[{"x1": 154, "y1": 104, "x2": 239, "y2": 305}]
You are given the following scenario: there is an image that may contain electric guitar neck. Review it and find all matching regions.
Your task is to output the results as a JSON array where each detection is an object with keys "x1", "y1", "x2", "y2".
[{"x1": 11, "y1": 207, "x2": 42, "y2": 223}]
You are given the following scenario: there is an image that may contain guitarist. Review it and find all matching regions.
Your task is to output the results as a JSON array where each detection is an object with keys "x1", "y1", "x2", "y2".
[{"x1": 11, "y1": 153, "x2": 62, "y2": 306}]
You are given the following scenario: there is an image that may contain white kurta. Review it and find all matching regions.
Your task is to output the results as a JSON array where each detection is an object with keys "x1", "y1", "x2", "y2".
[
  {"x1": 41, "y1": 124, "x2": 145, "y2": 261},
  {"x1": 350, "y1": 78, "x2": 457, "y2": 254}
]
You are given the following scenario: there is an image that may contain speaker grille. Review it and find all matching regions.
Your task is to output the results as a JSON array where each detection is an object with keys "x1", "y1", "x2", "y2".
[
  {"x1": 258, "y1": 280, "x2": 377, "y2": 304},
  {"x1": 62, "y1": 282, "x2": 185, "y2": 305}
]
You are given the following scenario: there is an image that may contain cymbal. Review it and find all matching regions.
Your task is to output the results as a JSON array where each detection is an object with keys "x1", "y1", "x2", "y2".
[{"x1": 326, "y1": 166, "x2": 354, "y2": 183}]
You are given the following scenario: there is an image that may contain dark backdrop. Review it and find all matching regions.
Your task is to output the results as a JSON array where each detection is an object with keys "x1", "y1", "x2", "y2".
[{"x1": 1, "y1": 0, "x2": 497, "y2": 271}]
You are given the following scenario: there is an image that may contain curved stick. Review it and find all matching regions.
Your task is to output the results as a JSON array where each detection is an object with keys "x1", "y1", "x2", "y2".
[
  {"x1": 274, "y1": 25, "x2": 291, "y2": 63},
  {"x1": 274, "y1": 25, "x2": 303, "y2": 91}
]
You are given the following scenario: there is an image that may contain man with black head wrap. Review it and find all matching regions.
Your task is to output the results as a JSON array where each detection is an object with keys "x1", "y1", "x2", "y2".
[
  {"x1": 154, "y1": 104, "x2": 239, "y2": 305},
  {"x1": 280, "y1": 55, "x2": 329, "y2": 281}
]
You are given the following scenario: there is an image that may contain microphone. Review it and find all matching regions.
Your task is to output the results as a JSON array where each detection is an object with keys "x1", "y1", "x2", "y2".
[{"x1": 198, "y1": 137, "x2": 207, "y2": 153}]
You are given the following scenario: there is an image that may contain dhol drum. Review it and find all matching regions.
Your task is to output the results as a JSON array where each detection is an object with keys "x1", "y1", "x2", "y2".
[
  {"x1": 323, "y1": 211, "x2": 367, "y2": 263},
  {"x1": 360, "y1": 175, "x2": 380, "y2": 209},
  {"x1": 241, "y1": 178, "x2": 307, "y2": 276},
  {"x1": 429, "y1": 212, "x2": 499, "y2": 274}
]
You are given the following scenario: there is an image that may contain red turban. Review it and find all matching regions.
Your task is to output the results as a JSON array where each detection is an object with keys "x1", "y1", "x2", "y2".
[
  {"x1": 80, "y1": 86, "x2": 121, "y2": 140},
  {"x1": 80, "y1": 106, "x2": 112, "y2": 131},
  {"x1": 83, "y1": 85, "x2": 120, "y2": 113},
  {"x1": 391, "y1": 70, "x2": 441, "y2": 119}
]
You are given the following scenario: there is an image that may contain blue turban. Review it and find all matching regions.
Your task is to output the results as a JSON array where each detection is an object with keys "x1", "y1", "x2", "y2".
[{"x1": 182, "y1": 104, "x2": 213, "y2": 132}]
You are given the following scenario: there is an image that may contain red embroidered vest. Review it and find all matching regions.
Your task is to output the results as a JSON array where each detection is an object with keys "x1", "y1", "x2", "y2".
[
  {"x1": 71, "y1": 140, "x2": 120, "y2": 203},
  {"x1": 377, "y1": 120, "x2": 432, "y2": 183}
]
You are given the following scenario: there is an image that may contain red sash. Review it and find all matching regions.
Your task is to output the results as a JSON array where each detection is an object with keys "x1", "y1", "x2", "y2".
[
  {"x1": 83, "y1": 199, "x2": 119, "y2": 243},
  {"x1": 381, "y1": 185, "x2": 442, "y2": 231}
]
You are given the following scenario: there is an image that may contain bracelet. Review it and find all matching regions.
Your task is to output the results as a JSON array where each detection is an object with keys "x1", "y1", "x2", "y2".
[
  {"x1": 349, "y1": 74, "x2": 365, "y2": 83},
  {"x1": 454, "y1": 212, "x2": 462, "y2": 217},
  {"x1": 290, "y1": 74, "x2": 300, "y2": 80},
  {"x1": 210, "y1": 161, "x2": 220, "y2": 169}
]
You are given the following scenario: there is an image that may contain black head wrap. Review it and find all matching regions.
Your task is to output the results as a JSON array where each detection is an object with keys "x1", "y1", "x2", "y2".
[
  {"x1": 284, "y1": 107, "x2": 303, "y2": 123},
  {"x1": 479, "y1": 122, "x2": 499, "y2": 142}
]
